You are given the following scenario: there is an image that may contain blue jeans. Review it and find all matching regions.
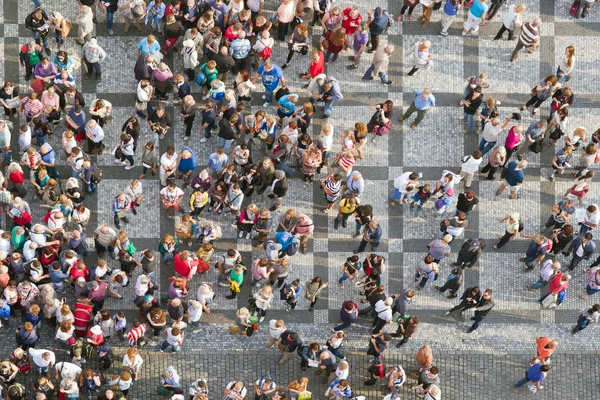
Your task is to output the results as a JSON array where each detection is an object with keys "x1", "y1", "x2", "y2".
[
  {"x1": 529, "y1": 277, "x2": 548, "y2": 290},
  {"x1": 390, "y1": 188, "x2": 402, "y2": 201},
  {"x1": 556, "y1": 66, "x2": 571, "y2": 83},
  {"x1": 276, "y1": 161, "x2": 295, "y2": 176},
  {"x1": 325, "y1": 52, "x2": 338, "y2": 63},
  {"x1": 160, "y1": 341, "x2": 181, "y2": 352},
  {"x1": 579, "y1": 224, "x2": 592, "y2": 237},
  {"x1": 219, "y1": 137, "x2": 233, "y2": 152},
  {"x1": 355, "y1": 221, "x2": 364, "y2": 236},
  {"x1": 54, "y1": 31, "x2": 65, "y2": 46},
  {"x1": 203, "y1": 126, "x2": 212, "y2": 138},
  {"x1": 524, "y1": 255, "x2": 537, "y2": 270},
  {"x1": 479, "y1": 138, "x2": 497, "y2": 157},
  {"x1": 338, "y1": 274, "x2": 350, "y2": 285},
  {"x1": 148, "y1": 271, "x2": 156, "y2": 286},
  {"x1": 468, "y1": 312, "x2": 484, "y2": 331},
  {"x1": 85, "y1": 182, "x2": 97, "y2": 194},
  {"x1": 363, "y1": 64, "x2": 389, "y2": 83},
  {"x1": 515, "y1": 377, "x2": 529, "y2": 388},
  {"x1": 357, "y1": 238, "x2": 380, "y2": 253},
  {"x1": 71, "y1": 168, "x2": 81, "y2": 179},
  {"x1": 324, "y1": 100, "x2": 336, "y2": 118},
  {"x1": 33, "y1": 31, "x2": 48, "y2": 48},
  {"x1": 4, "y1": 150, "x2": 12, "y2": 164},
  {"x1": 32, "y1": 0, "x2": 41, "y2": 5},
  {"x1": 333, "y1": 320, "x2": 352, "y2": 331},
  {"x1": 107, "y1": 11, "x2": 115, "y2": 30},
  {"x1": 264, "y1": 90, "x2": 274, "y2": 104},
  {"x1": 464, "y1": 113, "x2": 475, "y2": 132},
  {"x1": 327, "y1": 345, "x2": 344, "y2": 360}
]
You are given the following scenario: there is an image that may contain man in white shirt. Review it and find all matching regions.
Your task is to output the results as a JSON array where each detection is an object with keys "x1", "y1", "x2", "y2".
[
  {"x1": 390, "y1": 172, "x2": 420, "y2": 206},
  {"x1": 136, "y1": 79, "x2": 154, "y2": 119},
  {"x1": 28, "y1": 348, "x2": 56, "y2": 375},
  {"x1": 55, "y1": 362, "x2": 82, "y2": 381},
  {"x1": 372, "y1": 297, "x2": 394, "y2": 334},
  {"x1": 459, "y1": 151, "x2": 483, "y2": 189},
  {"x1": 579, "y1": 204, "x2": 600, "y2": 237},
  {"x1": 22, "y1": 240, "x2": 38, "y2": 263},
  {"x1": 528, "y1": 260, "x2": 561, "y2": 290},
  {"x1": 85, "y1": 119, "x2": 105, "y2": 155},
  {"x1": 479, "y1": 116, "x2": 512, "y2": 156}
]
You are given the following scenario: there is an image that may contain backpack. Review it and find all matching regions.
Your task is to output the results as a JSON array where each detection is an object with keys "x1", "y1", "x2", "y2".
[
  {"x1": 275, "y1": 86, "x2": 290, "y2": 102},
  {"x1": 27, "y1": 48, "x2": 41, "y2": 67},
  {"x1": 76, "y1": 152, "x2": 91, "y2": 164},
  {"x1": 538, "y1": 238, "x2": 552, "y2": 253},
  {"x1": 82, "y1": 343, "x2": 96, "y2": 361},
  {"x1": 43, "y1": 210, "x2": 56, "y2": 224},
  {"x1": 286, "y1": 238, "x2": 299, "y2": 256},
  {"x1": 91, "y1": 162, "x2": 103, "y2": 183},
  {"x1": 258, "y1": 40, "x2": 273, "y2": 59}
]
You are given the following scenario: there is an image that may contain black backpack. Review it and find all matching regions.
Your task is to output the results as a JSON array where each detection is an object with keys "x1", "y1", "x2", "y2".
[
  {"x1": 91, "y1": 162, "x2": 103, "y2": 183},
  {"x1": 275, "y1": 86, "x2": 290, "y2": 102}
]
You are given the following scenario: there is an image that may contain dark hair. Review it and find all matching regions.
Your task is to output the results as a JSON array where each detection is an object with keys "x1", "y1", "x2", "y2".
[
  {"x1": 429, "y1": 366, "x2": 439, "y2": 375},
  {"x1": 540, "y1": 365, "x2": 551, "y2": 372},
  {"x1": 561, "y1": 225, "x2": 574, "y2": 236},
  {"x1": 584, "y1": 233, "x2": 593, "y2": 241}
]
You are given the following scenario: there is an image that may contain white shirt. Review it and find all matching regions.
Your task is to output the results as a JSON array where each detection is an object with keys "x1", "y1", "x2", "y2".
[
  {"x1": 123, "y1": 354, "x2": 144, "y2": 369},
  {"x1": 584, "y1": 208, "x2": 600, "y2": 225},
  {"x1": 187, "y1": 301, "x2": 202, "y2": 322},
  {"x1": 539, "y1": 260, "x2": 557, "y2": 282},
  {"x1": 245, "y1": 0, "x2": 264, "y2": 12},
  {"x1": 336, "y1": 366, "x2": 349, "y2": 380},
  {"x1": 268, "y1": 319, "x2": 285, "y2": 339},
  {"x1": 23, "y1": 241, "x2": 37, "y2": 262},
  {"x1": 503, "y1": 5, "x2": 522, "y2": 30},
  {"x1": 160, "y1": 186, "x2": 184, "y2": 202},
  {"x1": 160, "y1": 153, "x2": 178, "y2": 172},
  {"x1": 374, "y1": 300, "x2": 393, "y2": 321},
  {"x1": 460, "y1": 155, "x2": 483, "y2": 174},
  {"x1": 73, "y1": 208, "x2": 90, "y2": 224},
  {"x1": 482, "y1": 123, "x2": 502, "y2": 143},
  {"x1": 137, "y1": 81, "x2": 151, "y2": 102},
  {"x1": 19, "y1": 128, "x2": 32, "y2": 151},
  {"x1": 166, "y1": 328, "x2": 182, "y2": 345},
  {"x1": 28, "y1": 348, "x2": 56, "y2": 367},
  {"x1": 393, "y1": 172, "x2": 414, "y2": 191},
  {"x1": 318, "y1": 129, "x2": 333, "y2": 152},
  {"x1": 55, "y1": 362, "x2": 82, "y2": 380}
]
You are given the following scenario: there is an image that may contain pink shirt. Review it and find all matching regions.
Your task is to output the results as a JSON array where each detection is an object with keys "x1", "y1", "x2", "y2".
[
  {"x1": 277, "y1": 1, "x2": 295, "y2": 23},
  {"x1": 504, "y1": 127, "x2": 523, "y2": 150}
]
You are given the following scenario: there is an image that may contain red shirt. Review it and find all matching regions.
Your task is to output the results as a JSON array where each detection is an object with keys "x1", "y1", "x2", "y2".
[
  {"x1": 173, "y1": 254, "x2": 199, "y2": 278},
  {"x1": 342, "y1": 8, "x2": 362, "y2": 35},
  {"x1": 309, "y1": 51, "x2": 325, "y2": 77},
  {"x1": 9, "y1": 172, "x2": 24, "y2": 184},
  {"x1": 70, "y1": 262, "x2": 90, "y2": 281},
  {"x1": 548, "y1": 272, "x2": 568, "y2": 294},
  {"x1": 225, "y1": 26, "x2": 239, "y2": 42}
]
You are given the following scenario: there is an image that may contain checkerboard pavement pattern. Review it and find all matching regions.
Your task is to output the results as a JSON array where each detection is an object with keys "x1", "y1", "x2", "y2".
[{"x1": 2, "y1": 0, "x2": 600, "y2": 398}]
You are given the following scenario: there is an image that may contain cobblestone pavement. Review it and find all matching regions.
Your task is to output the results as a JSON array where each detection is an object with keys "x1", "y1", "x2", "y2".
[{"x1": 2, "y1": 0, "x2": 600, "y2": 398}]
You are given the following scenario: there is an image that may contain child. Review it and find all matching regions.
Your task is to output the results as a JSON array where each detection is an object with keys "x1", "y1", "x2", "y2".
[
  {"x1": 187, "y1": 300, "x2": 202, "y2": 333},
  {"x1": 113, "y1": 311, "x2": 127, "y2": 342},
  {"x1": 26, "y1": 304, "x2": 41, "y2": 328},
  {"x1": 81, "y1": 369, "x2": 102, "y2": 399},
  {"x1": 284, "y1": 279, "x2": 301, "y2": 311},
  {"x1": 410, "y1": 184, "x2": 432, "y2": 211},
  {"x1": 33, "y1": 376, "x2": 55, "y2": 399}
]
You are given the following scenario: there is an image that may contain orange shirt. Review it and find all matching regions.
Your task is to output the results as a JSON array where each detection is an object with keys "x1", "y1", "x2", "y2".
[{"x1": 536, "y1": 337, "x2": 555, "y2": 359}]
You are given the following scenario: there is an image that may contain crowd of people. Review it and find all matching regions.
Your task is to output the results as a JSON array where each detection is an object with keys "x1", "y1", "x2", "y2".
[{"x1": 0, "y1": 0, "x2": 596, "y2": 398}]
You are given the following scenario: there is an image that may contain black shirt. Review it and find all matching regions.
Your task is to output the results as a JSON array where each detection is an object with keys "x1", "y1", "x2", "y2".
[
  {"x1": 148, "y1": 111, "x2": 172, "y2": 129},
  {"x1": 212, "y1": 53, "x2": 235, "y2": 74},
  {"x1": 217, "y1": 118, "x2": 237, "y2": 140},
  {"x1": 279, "y1": 330, "x2": 302, "y2": 352},
  {"x1": 456, "y1": 193, "x2": 479, "y2": 213},
  {"x1": 463, "y1": 92, "x2": 483, "y2": 115}
]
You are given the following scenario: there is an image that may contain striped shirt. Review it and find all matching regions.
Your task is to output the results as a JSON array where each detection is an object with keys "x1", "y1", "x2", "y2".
[
  {"x1": 324, "y1": 177, "x2": 342, "y2": 202},
  {"x1": 128, "y1": 324, "x2": 147, "y2": 346},
  {"x1": 519, "y1": 22, "x2": 539, "y2": 46}
]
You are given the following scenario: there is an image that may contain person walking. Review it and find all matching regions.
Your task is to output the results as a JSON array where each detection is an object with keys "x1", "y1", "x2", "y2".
[
  {"x1": 566, "y1": 232, "x2": 595, "y2": 271},
  {"x1": 462, "y1": 0, "x2": 488, "y2": 36},
  {"x1": 466, "y1": 289, "x2": 494, "y2": 333},
  {"x1": 354, "y1": 220, "x2": 382, "y2": 253},
  {"x1": 572, "y1": 304, "x2": 600, "y2": 334},
  {"x1": 333, "y1": 301, "x2": 358, "y2": 332},
  {"x1": 520, "y1": 234, "x2": 551, "y2": 272},
  {"x1": 514, "y1": 362, "x2": 549, "y2": 393},
  {"x1": 398, "y1": 89, "x2": 435, "y2": 129},
  {"x1": 440, "y1": 0, "x2": 463, "y2": 36},
  {"x1": 407, "y1": 41, "x2": 432, "y2": 76},
  {"x1": 445, "y1": 286, "x2": 481, "y2": 315},
  {"x1": 493, "y1": 3, "x2": 525, "y2": 40},
  {"x1": 276, "y1": 330, "x2": 302, "y2": 364},
  {"x1": 539, "y1": 272, "x2": 571, "y2": 308},
  {"x1": 453, "y1": 239, "x2": 485, "y2": 269},
  {"x1": 510, "y1": 17, "x2": 541, "y2": 62},
  {"x1": 362, "y1": 45, "x2": 394, "y2": 85},
  {"x1": 495, "y1": 160, "x2": 527, "y2": 200},
  {"x1": 492, "y1": 213, "x2": 521, "y2": 249},
  {"x1": 528, "y1": 259, "x2": 561, "y2": 291}
]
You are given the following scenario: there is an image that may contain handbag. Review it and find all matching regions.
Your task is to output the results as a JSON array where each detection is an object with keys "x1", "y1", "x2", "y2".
[
  {"x1": 570, "y1": 0, "x2": 581, "y2": 16},
  {"x1": 298, "y1": 392, "x2": 312, "y2": 400},
  {"x1": 529, "y1": 140, "x2": 543, "y2": 154},
  {"x1": 113, "y1": 146, "x2": 123, "y2": 160},
  {"x1": 541, "y1": 293, "x2": 557, "y2": 308}
]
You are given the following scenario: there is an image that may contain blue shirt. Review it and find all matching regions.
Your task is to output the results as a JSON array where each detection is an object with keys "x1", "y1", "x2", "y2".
[
  {"x1": 209, "y1": 0, "x2": 229, "y2": 27},
  {"x1": 278, "y1": 95, "x2": 298, "y2": 116},
  {"x1": 505, "y1": 161, "x2": 524, "y2": 186},
  {"x1": 67, "y1": 109, "x2": 86, "y2": 133},
  {"x1": 230, "y1": 39, "x2": 251, "y2": 59},
  {"x1": 257, "y1": 64, "x2": 283, "y2": 92},
  {"x1": 526, "y1": 240, "x2": 547, "y2": 259},
  {"x1": 527, "y1": 363, "x2": 546, "y2": 384},
  {"x1": 41, "y1": 145, "x2": 56, "y2": 165},
  {"x1": 138, "y1": 38, "x2": 161, "y2": 56},
  {"x1": 444, "y1": 0, "x2": 460, "y2": 16},
  {"x1": 526, "y1": 122, "x2": 545, "y2": 141},
  {"x1": 414, "y1": 90, "x2": 436, "y2": 110},
  {"x1": 470, "y1": 0, "x2": 489, "y2": 18}
]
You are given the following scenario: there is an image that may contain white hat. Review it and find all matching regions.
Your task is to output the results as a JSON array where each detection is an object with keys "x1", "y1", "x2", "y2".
[
  {"x1": 90, "y1": 325, "x2": 102, "y2": 335},
  {"x1": 88, "y1": 38, "x2": 97, "y2": 48},
  {"x1": 183, "y1": 39, "x2": 195, "y2": 48},
  {"x1": 77, "y1": 277, "x2": 86, "y2": 284}
]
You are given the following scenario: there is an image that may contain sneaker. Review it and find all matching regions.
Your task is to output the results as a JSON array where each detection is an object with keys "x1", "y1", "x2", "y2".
[
  {"x1": 125, "y1": 165, "x2": 134, "y2": 170},
  {"x1": 122, "y1": 216, "x2": 130, "y2": 224},
  {"x1": 262, "y1": 95, "x2": 266, "y2": 100},
  {"x1": 246, "y1": 232, "x2": 251, "y2": 239},
  {"x1": 346, "y1": 64, "x2": 358, "y2": 69},
  {"x1": 445, "y1": 311, "x2": 450, "y2": 315},
  {"x1": 200, "y1": 137, "x2": 208, "y2": 143},
  {"x1": 259, "y1": 317, "x2": 265, "y2": 322},
  {"x1": 238, "y1": 231, "x2": 244, "y2": 238},
  {"x1": 384, "y1": 81, "x2": 392, "y2": 85},
  {"x1": 108, "y1": 29, "x2": 114, "y2": 35},
  {"x1": 202, "y1": 94, "x2": 210, "y2": 100},
  {"x1": 440, "y1": 31, "x2": 448, "y2": 36},
  {"x1": 263, "y1": 102, "x2": 271, "y2": 107},
  {"x1": 207, "y1": 207, "x2": 213, "y2": 212}
]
